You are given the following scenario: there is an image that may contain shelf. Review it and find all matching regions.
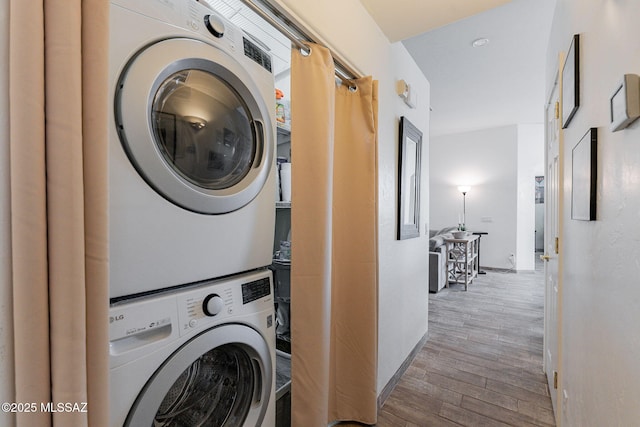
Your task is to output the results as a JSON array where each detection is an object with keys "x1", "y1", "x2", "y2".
[
  {"x1": 276, "y1": 201, "x2": 291, "y2": 209},
  {"x1": 277, "y1": 125, "x2": 291, "y2": 145},
  {"x1": 277, "y1": 124, "x2": 291, "y2": 133},
  {"x1": 275, "y1": 350, "x2": 291, "y2": 400},
  {"x1": 444, "y1": 235, "x2": 479, "y2": 291}
]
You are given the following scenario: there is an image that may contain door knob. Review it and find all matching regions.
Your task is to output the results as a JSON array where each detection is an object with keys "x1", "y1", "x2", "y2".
[{"x1": 540, "y1": 254, "x2": 551, "y2": 261}]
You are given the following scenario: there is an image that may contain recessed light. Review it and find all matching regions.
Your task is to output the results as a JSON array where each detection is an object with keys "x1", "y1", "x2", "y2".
[{"x1": 472, "y1": 38, "x2": 490, "y2": 48}]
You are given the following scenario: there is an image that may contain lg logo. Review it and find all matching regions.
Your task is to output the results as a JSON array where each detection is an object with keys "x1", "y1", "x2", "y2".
[{"x1": 110, "y1": 314, "x2": 124, "y2": 324}]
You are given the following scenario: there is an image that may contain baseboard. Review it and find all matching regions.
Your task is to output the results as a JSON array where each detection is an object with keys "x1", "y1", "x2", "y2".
[
  {"x1": 482, "y1": 266, "x2": 516, "y2": 273},
  {"x1": 483, "y1": 266, "x2": 536, "y2": 274},
  {"x1": 377, "y1": 332, "x2": 429, "y2": 409}
]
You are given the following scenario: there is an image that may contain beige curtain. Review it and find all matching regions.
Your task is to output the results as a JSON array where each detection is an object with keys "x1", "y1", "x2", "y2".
[
  {"x1": 290, "y1": 43, "x2": 378, "y2": 426},
  {"x1": 9, "y1": 1, "x2": 109, "y2": 426}
]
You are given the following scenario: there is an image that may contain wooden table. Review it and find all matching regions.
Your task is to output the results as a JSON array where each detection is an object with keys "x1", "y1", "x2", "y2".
[{"x1": 444, "y1": 234, "x2": 479, "y2": 291}]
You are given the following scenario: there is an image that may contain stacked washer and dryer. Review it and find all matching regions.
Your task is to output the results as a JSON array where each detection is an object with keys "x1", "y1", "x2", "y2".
[{"x1": 108, "y1": 0, "x2": 277, "y2": 425}]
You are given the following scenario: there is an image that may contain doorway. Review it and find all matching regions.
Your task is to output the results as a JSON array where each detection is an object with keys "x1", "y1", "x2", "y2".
[{"x1": 535, "y1": 175, "x2": 545, "y2": 253}]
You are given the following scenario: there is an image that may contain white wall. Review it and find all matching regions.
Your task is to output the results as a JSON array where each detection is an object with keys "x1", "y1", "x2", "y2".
[
  {"x1": 0, "y1": 0, "x2": 15, "y2": 425},
  {"x1": 273, "y1": 0, "x2": 432, "y2": 394},
  {"x1": 547, "y1": 0, "x2": 640, "y2": 425},
  {"x1": 516, "y1": 123, "x2": 545, "y2": 270},
  {"x1": 430, "y1": 126, "x2": 518, "y2": 269},
  {"x1": 430, "y1": 124, "x2": 543, "y2": 270}
]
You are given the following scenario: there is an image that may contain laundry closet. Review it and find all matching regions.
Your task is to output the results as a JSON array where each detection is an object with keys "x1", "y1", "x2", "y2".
[
  {"x1": 107, "y1": 0, "x2": 289, "y2": 425},
  {"x1": 197, "y1": 1, "x2": 296, "y2": 425}
]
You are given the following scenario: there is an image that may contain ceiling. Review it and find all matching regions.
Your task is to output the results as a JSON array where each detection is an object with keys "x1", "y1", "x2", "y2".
[
  {"x1": 360, "y1": 0, "x2": 513, "y2": 43},
  {"x1": 365, "y1": 0, "x2": 557, "y2": 136},
  {"x1": 202, "y1": 0, "x2": 557, "y2": 137}
]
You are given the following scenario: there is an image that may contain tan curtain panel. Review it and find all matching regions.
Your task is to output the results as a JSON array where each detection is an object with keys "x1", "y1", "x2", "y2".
[
  {"x1": 9, "y1": 0, "x2": 109, "y2": 425},
  {"x1": 290, "y1": 43, "x2": 378, "y2": 426},
  {"x1": 9, "y1": 2, "x2": 50, "y2": 424}
]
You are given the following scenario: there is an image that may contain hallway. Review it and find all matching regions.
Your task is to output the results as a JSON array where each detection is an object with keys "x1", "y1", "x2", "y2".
[{"x1": 378, "y1": 262, "x2": 554, "y2": 426}]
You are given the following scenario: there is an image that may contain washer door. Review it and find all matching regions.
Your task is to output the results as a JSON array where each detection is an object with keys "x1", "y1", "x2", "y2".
[
  {"x1": 126, "y1": 324, "x2": 272, "y2": 426},
  {"x1": 116, "y1": 38, "x2": 274, "y2": 214}
]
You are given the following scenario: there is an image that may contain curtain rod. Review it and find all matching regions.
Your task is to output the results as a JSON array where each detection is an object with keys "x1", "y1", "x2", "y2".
[{"x1": 240, "y1": 0, "x2": 360, "y2": 86}]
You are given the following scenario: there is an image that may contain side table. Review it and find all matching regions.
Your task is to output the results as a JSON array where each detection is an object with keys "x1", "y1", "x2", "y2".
[
  {"x1": 472, "y1": 231, "x2": 488, "y2": 274},
  {"x1": 444, "y1": 234, "x2": 479, "y2": 291}
]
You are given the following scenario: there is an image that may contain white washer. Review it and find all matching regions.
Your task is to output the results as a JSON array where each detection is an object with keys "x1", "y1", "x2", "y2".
[
  {"x1": 109, "y1": 0, "x2": 276, "y2": 299},
  {"x1": 109, "y1": 269, "x2": 275, "y2": 426}
]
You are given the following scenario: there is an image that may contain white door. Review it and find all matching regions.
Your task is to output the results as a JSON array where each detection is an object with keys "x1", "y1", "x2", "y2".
[{"x1": 543, "y1": 75, "x2": 561, "y2": 419}]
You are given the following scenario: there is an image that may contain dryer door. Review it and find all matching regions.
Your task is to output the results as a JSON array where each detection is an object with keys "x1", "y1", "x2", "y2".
[
  {"x1": 116, "y1": 38, "x2": 274, "y2": 214},
  {"x1": 125, "y1": 324, "x2": 272, "y2": 426}
]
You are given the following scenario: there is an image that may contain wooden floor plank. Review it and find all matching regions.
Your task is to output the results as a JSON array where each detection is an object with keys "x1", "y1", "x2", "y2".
[{"x1": 377, "y1": 260, "x2": 556, "y2": 426}]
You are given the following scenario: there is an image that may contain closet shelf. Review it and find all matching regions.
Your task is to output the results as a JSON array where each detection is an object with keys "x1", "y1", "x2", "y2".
[{"x1": 277, "y1": 125, "x2": 291, "y2": 145}]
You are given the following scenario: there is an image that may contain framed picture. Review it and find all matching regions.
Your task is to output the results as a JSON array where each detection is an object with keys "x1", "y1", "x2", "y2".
[
  {"x1": 562, "y1": 34, "x2": 580, "y2": 129},
  {"x1": 609, "y1": 73, "x2": 640, "y2": 132},
  {"x1": 397, "y1": 117, "x2": 422, "y2": 240},
  {"x1": 571, "y1": 128, "x2": 597, "y2": 221}
]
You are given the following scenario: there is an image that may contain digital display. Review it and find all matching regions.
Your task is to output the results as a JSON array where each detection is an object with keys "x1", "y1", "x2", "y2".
[
  {"x1": 243, "y1": 37, "x2": 272, "y2": 72},
  {"x1": 241, "y1": 277, "x2": 271, "y2": 304}
]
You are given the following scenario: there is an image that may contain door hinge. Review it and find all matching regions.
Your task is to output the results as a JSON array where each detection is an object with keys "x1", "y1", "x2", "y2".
[
  {"x1": 553, "y1": 371, "x2": 558, "y2": 389},
  {"x1": 554, "y1": 102, "x2": 560, "y2": 119},
  {"x1": 555, "y1": 237, "x2": 559, "y2": 254}
]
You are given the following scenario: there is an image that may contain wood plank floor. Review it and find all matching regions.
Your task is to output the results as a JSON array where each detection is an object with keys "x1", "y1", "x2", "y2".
[{"x1": 377, "y1": 261, "x2": 555, "y2": 427}]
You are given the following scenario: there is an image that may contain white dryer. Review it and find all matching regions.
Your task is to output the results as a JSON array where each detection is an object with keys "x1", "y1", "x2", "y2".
[
  {"x1": 109, "y1": 269, "x2": 275, "y2": 426},
  {"x1": 109, "y1": 0, "x2": 276, "y2": 299}
]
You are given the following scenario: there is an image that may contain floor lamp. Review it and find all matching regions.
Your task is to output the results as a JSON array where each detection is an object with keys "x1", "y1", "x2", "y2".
[{"x1": 457, "y1": 185, "x2": 470, "y2": 229}]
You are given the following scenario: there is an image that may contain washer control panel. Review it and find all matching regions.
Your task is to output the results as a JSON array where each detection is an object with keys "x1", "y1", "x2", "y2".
[
  {"x1": 241, "y1": 277, "x2": 271, "y2": 304},
  {"x1": 109, "y1": 270, "x2": 272, "y2": 366},
  {"x1": 176, "y1": 270, "x2": 273, "y2": 336},
  {"x1": 178, "y1": 286, "x2": 234, "y2": 333},
  {"x1": 202, "y1": 294, "x2": 225, "y2": 316}
]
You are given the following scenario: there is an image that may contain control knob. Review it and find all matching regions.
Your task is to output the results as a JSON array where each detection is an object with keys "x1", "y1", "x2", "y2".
[
  {"x1": 204, "y1": 14, "x2": 225, "y2": 38},
  {"x1": 202, "y1": 294, "x2": 224, "y2": 317}
]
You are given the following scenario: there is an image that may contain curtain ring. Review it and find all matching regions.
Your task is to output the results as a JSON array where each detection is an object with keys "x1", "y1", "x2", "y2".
[
  {"x1": 300, "y1": 43, "x2": 311, "y2": 57},
  {"x1": 348, "y1": 84, "x2": 358, "y2": 93}
]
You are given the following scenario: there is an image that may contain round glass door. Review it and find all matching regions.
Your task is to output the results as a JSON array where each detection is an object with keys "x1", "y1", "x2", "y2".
[
  {"x1": 154, "y1": 344, "x2": 254, "y2": 426},
  {"x1": 126, "y1": 324, "x2": 272, "y2": 427},
  {"x1": 152, "y1": 69, "x2": 255, "y2": 191},
  {"x1": 115, "y1": 38, "x2": 274, "y2": 214}
]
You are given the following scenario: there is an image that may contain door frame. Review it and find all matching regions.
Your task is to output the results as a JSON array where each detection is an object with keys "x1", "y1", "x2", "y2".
[{"x1": 543, "y1": 54, "x2": 565, "y2": 426}]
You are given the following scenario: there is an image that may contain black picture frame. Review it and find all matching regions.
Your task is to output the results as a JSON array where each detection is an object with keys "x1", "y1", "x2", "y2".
[
  {"x1": 562, "y1": 34, "x2": 580, "y2": 129},
  {"x1": 397, "y1": 117, "x2": 422, "y2": 240},
  {"x1": 571, "y1": 128, "x2": 597, "y2": 221}
]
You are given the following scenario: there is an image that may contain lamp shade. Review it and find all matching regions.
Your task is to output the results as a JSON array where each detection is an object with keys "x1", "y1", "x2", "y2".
[{"x1": 457, "y1": 185, "x2": 471, "y2": 194}]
